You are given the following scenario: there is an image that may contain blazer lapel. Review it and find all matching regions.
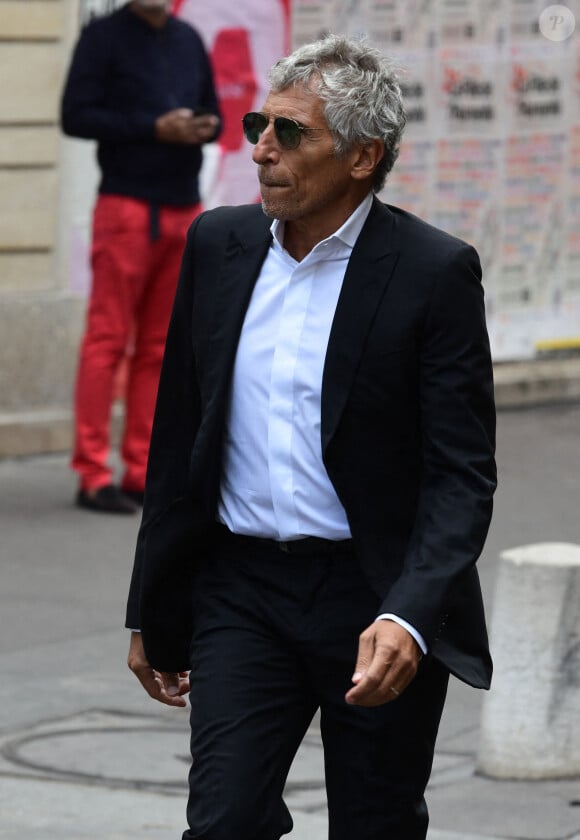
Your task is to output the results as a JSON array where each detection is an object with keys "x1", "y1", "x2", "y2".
[
  {"x1": 321, "y1": 200, "x2": 399, "y2": 454},
  {"x1": 203, "y1": 212, "x2": 272, "y2": 409}
]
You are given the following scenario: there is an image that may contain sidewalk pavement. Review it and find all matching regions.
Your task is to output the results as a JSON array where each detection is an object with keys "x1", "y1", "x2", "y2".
[{"x1": 1, "y1": 402, "x2": 580, "y2": 840}]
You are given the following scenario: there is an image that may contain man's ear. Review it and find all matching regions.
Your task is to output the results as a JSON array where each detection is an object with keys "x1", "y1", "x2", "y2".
[{"x1": 351, "y1": 139, "x2": 384, "y2": 181}]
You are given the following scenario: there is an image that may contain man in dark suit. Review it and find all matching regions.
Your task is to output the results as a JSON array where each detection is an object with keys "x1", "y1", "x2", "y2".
[{"x1": 126, "y1": 34, "x2": 496, "y2": 840}]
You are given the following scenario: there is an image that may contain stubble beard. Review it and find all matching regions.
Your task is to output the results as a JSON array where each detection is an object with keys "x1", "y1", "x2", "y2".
[
  {"x1": 260, "y1": 194, "x2": 299, "y2": 222},
  {"x1": 260, "y1": 201, "x2": 279, "y2": 220}
]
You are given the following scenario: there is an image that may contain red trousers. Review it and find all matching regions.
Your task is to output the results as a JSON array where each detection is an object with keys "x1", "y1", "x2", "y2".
[{"x1": 72, "y1": 194, "x2": 201, "y2": 492}]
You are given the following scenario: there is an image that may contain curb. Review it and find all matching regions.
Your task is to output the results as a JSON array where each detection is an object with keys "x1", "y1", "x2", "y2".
[{"x1": 1, "y1": 360, "x2": 579, "y2": 458}]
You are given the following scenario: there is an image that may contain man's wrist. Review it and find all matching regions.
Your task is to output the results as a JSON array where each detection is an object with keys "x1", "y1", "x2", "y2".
[{"x1": 376, "y1": 613, "x2": 427, "y2": 654}]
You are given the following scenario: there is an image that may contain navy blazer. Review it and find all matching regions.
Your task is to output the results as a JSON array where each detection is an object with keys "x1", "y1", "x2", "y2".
[{"x1": 126, "y1": 198, "x2": 497, "y2": 688}]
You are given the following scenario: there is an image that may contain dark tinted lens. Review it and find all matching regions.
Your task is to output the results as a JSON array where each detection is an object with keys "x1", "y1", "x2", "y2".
[
  {"x1": 274, "y1": 117, "x2": 301, "y2": 150},
  {"x1": 242, "y1": 112, "x2": 268, "y2": 144}
]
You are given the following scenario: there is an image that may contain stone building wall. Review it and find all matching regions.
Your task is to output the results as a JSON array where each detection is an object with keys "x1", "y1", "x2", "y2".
[{"x1": 0, "y1": 0, "x2": 85, "y2": 456}]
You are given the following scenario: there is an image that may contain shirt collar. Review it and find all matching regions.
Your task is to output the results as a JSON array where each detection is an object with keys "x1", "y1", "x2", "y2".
[{"x1": 270, "y1": 192, "x2": 374, "y2": 254}]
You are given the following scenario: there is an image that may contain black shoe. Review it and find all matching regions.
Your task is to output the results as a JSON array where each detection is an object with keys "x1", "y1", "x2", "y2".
[
  {"x1": 76, "y1": 484, "x2": 139, "y2": 514},
  {"x1": 122, "y1": 489, "x2": 145, "y2": 506}
]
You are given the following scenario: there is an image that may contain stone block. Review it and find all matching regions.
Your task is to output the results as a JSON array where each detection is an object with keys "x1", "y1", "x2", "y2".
[
  {"x1": 0, "y1": 292, "x2": 83, "y2": 413},
  {"x1": 0, "y1": 253, "x2": 55, "y2": 292},
  {"x1": 0, "y1": 126, "x2": 59, "y2": 166},
  {"x1": 477, "y1": 543, "x2": 580, "y2": 779},
  {"x1": 0, "y1": 407, "x2": 123, "y2": 459},
  {"x1": 0, "y1": 170, "x2": 58, "y2": 250},
  {"x1": 0, "y1": 409, "x2": 73, "y2": 458},
  {"x1": 493, "y1": 359, "x2": 580, "y2": 407},
  {"x1": 0, "y1": 43, "x2": 64, "y2": 122},
  {"x1": 1, "y1": 1, "x2": 64, "y2": 40}
]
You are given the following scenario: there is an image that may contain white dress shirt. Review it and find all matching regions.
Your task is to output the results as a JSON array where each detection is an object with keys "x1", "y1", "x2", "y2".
[{"x1": 217, "y1": 193, "x2": 426, "y2": 654}]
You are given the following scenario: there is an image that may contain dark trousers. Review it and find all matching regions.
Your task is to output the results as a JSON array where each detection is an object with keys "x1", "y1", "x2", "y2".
[{"x1": 183, "y1": 533, "x2": 449, "y2": 840}]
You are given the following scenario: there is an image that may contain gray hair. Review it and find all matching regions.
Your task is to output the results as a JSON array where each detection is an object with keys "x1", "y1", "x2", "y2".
[{"x1": 268, "y1": 34, "x2": 406, "y2": 192}]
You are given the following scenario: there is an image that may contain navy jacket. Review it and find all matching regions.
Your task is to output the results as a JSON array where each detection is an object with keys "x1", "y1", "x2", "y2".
[{"x1": 61, "y1": 3, "x2": 221, "y2": 206}]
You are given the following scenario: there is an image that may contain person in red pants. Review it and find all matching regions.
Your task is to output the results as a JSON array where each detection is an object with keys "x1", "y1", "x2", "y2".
[{"x1": 61, "y1": 0, "x2": 221, "y2": 513}]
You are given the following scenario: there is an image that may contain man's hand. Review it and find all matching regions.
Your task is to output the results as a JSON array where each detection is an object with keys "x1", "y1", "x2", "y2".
[
  {"x1": 155, "y1": 108, "x2": 219, "y2": 144},
  {"x1": 127, "y1": 631, "x2": 190, "y2": 707},
  {"x1": 345, "y1": 619, "x2": 422, "y2": 707}
]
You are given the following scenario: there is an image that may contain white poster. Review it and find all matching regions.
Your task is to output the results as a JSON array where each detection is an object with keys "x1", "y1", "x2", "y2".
[
  {"x1": 438, "y1": 0, "x2": 504, "y2": 46},
  {"x1": 381, "y1": 49, "x2": 437, "y2": 220},
  {"x1": 324, "y1": 0, "x2": 580, "y2": 358}
]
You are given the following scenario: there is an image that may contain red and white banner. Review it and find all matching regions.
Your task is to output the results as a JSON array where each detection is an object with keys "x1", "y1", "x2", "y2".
[{"x1": 172, "y1": 0, "x2": 291, "y2": 207}]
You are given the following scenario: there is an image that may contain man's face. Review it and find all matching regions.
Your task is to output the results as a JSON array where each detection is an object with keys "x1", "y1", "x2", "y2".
[{"x1": 252, "y1": 86, "x2": 362, "y2": 232}]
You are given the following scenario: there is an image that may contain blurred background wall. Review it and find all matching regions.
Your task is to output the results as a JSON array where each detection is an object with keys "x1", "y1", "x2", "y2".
[
  {"x1": 1, "y1": 0, "x2": 579, "y2": 459},
  {"x1": 0, "y1": 0, "x2": 84, "y2": 456}
]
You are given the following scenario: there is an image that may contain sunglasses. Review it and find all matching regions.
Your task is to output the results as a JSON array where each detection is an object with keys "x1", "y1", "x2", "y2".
[{"x1": 242, "y1": 111, "x2": 327, "y2": 150}]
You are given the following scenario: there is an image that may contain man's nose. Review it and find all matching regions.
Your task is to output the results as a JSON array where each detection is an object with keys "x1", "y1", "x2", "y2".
[{"x1": 251, "y1": 122, "x2": 280, "y2": 163}]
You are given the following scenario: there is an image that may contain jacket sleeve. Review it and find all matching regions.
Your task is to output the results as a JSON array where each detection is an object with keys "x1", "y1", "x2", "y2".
[{"x1": 378, "y1": 243, "x2": 497, "y2": 646}]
